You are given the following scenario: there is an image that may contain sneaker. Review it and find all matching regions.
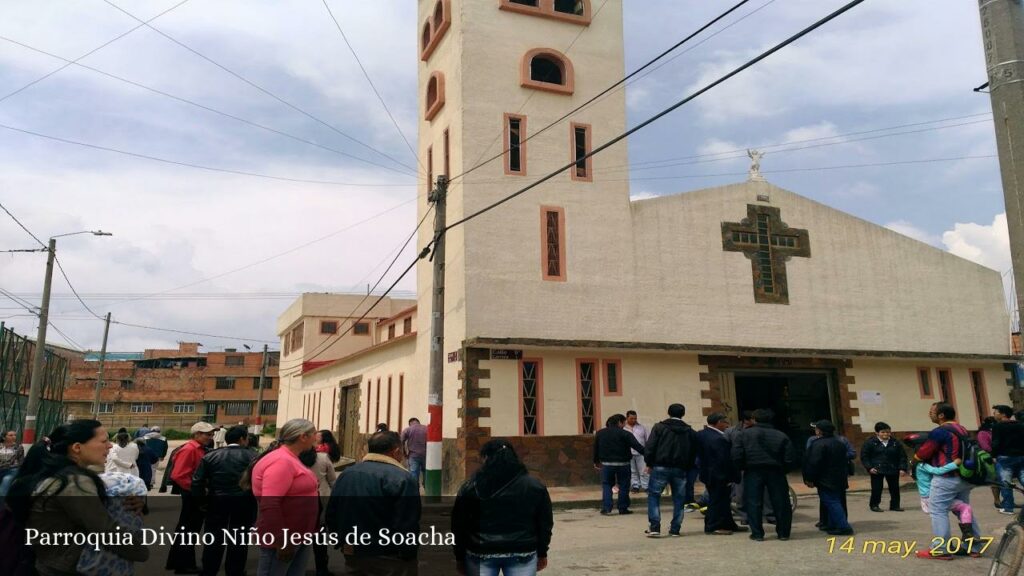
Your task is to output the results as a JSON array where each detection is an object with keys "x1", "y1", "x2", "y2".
[
  {"x1": 953, "y1": 549, "x2": 982, "y2": 558},
  {"x1": 600, "y1": 510, "x2": 613, "y2": 516},
  {"x1": 778, "y1": 536, "x2": 790, "y2": 541},
  {"x1": 667, "y1": 531, "x2": 682, "y2": 537},
  {"x1": 915, "y1": 550, "x2": 954, "y2": 561},
  {"x1": 711, "y1": 530, "x2": 733, "y2": 536},
  {"x1": 999, "y1": 509, "x2": 1016, "y2": 515},
  {"x1": 645, "y1": 529, "x2": 661, "y2": 538},
  {"x1": 618, "y1": 509, "x2": 633, "y2": 515}
]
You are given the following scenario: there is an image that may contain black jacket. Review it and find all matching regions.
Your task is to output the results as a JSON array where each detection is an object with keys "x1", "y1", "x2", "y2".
[
  {"x1": 644, "y1": 418, "x2": 698, "y2": 469},
  {"x1": 731, "y1": 423, "x2": 796, "y2": 471},
  {"x1": 593, "y1": 426, "x2": 645, "y2": 464},
  {"x1": 697, "y1": 427, "x2": 738, "y2": 485},
  {"x1": 860, "y1": 436, "x2": 908, "y2": 476},
  {"x1": 327, "y1": 458, "x2": 422, "y2": 560},
  {"x1": 993, "y1": 421, "x2": 1024, "y2": 457},
  {"x1": 192, "y1": 445, "x2": 257, "y2": 499},
  {"x1": 451, "y1": 472, "x2": 553, "y2": 562},
  {"x1": 803, "y1": 435, "x2": 849, "y2": 491}
]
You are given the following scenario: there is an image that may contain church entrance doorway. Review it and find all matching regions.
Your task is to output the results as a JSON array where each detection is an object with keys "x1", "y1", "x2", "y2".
[{"x1": 731, "y1": 370, "x2": 837, "y2": 462}]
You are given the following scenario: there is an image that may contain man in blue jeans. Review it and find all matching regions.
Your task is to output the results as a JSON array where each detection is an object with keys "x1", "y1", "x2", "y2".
[
  {"x1": 992, "y1": 404, "x2": 1024, "y2": 514},
  {"x1": 594, "y1": 414, "x2": 645, "y2": 515},
  {"x1": 643, "y1": 403, "x2": 699, "y2": 537},
  {"x1": 400, "y1": 417, "x2": 428, "y2": 486}
]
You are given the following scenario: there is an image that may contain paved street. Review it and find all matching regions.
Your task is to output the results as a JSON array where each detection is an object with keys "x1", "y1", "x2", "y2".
[{"x1": 547, "y1": 490, "x2": 1005, "y2": 575}]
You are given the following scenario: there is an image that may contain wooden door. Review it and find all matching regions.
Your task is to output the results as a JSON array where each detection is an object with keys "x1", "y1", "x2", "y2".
[{"x1": 337, "y1": 384, "x2": 361, "y2": 458}]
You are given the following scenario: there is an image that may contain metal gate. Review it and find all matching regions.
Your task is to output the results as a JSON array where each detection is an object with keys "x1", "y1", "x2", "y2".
[{"x1": 0, "y1": 323, "x2": 69, "y2": 440}]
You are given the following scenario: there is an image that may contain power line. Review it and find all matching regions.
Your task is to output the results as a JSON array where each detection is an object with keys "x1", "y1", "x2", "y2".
[
  {"x1": 0, "y1": 123, "x2": 417, "y2": 188},
  {"x1": 101, "y1": 0, "x2": 420, "y2": 176},
  {"x1": 452, "y1": 0, "x2": 766, "y2": 184},
  {"x1": 321, "y1": 0, "x2": 422, "y2": 172},
  {"x1": 6, "y1": 291, "x2": 419, "y2": 302},
  {"x1": 109, "y1": 319, "x2": 276, "y2": 344},
  {"x1": 0, "y1": 0, "x2": 191, "y2": 103},
  {"x1": 52, "y1": 256, "x2": 106, "y2": 321},
  {"x1": 0, "y1": 202, "x2": 46, "y2": 247},
  {"x1": 444, "y1": 0, "x2": 867, "y2": 231},
  {"x1": 104, "y1": 193, "x2": 423, "y2": 309},
  {"x1": 0, "y1": 35, "x2": 421, "y2": 179},
  {"x1": 0, "y1": 287, "x2": 84, "y2": 351}
]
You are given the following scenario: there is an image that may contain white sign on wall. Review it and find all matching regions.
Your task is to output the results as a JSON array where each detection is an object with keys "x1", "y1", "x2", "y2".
[{"x1": 859, "y1": 391, "x2": 883, "y2": 406}]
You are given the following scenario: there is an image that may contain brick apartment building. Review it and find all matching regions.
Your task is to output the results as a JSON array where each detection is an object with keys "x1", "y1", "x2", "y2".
[{"x1": 63, "y1": 342, "x2": 279, "y2": 432}]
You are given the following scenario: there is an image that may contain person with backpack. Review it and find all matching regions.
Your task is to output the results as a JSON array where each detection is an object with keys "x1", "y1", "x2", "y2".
[
  {"x1": 992, "y1": 404, "x2": 1024, "y2": 515},
  {"x1": 914, "y1": 402, "x2": 983, "y2": 559},
  {"x1": 643, "y1": 403, "x2": 699, "y2": 538},
  {"x1": 860, "y1": 422, "x2": 908, "y2": 512}
]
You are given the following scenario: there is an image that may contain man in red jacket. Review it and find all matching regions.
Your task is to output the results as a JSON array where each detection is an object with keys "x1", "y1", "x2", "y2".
[{"x1": 166, "y1": 421, "x2": 215, "y2": 574}]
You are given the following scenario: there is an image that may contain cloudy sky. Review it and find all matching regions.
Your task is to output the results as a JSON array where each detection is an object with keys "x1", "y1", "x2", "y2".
[{"x1": 0, "y1": 0, "x2": 1013, "y2": 352}]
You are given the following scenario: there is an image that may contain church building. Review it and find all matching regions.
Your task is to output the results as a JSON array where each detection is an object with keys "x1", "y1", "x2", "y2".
[{"x1": 276, "y1": 0, "x2": 1017, "y2": 490}]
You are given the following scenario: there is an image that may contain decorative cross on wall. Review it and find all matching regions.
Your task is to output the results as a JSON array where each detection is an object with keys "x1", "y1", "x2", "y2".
[{"x1": 721, "y1": 204, "x2": 810, "y2": 305}]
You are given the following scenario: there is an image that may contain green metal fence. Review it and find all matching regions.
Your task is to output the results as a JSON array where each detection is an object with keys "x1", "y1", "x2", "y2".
[{"x1": 0, "y1": 323, "x2": 69, "y2": 440}]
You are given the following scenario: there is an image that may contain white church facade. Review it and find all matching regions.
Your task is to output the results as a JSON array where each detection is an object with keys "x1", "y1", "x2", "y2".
[{"x1": 275, "y1": 0, "x2": 1016, "y2": 490}]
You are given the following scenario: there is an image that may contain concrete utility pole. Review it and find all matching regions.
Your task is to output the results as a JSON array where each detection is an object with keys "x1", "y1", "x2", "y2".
[
  {"x1": 425, "y1": 175, "x2": 447, "y2": 498},
  {"x1": 23, "y1": 238, "x2": 56, "y2": 444},
  {"x1": 91, "y1": 312, "x2": 112, "y2": 420},
  {"x1": 978, "y1": 0, "x2": 1024, "y2": 333},
  {"x1": 255, "y1": 344, "x2": 269, "y2": 428}
]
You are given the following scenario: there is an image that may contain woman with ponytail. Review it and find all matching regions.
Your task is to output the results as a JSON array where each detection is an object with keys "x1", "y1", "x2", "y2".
[
  {"x1": 6, "y1": 420, "x2": 148, "y2": 576},
  {"x1": 451, "y1": 439, "x2": 553, "y2": 576}
]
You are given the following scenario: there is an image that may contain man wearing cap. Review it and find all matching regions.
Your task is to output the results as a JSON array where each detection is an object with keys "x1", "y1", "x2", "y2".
[
  {"x1": 167, "y1": 421, "x2": 215, "y2": 574},
  {"x1": 803, "y1": 420, "x2": 854, "y2": 536}
]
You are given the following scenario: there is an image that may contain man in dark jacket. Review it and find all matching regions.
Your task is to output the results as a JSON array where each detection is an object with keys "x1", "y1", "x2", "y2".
[
  {"x1": 992, "y1": 404, "x2": 1024, "y2": 514},
  {"x1": 192, "y1": 426, "x2": 257, "y2": 576},
  {"x1": 594, "y1": 413, "x2": 645, "y2": 515},
  {"x1": 731, "y1": 408, "x2": 795, "y2": 542},
  {"x1": 643, "y1": 403, "x2": 699, "y2": 537},
  {"x1": 860, "y1": 421, "x2": 908, "y2": 512},
  {"x1": 327, "y1": 431, "x2": 422, "y2": 573},
  {"x1": 697, "y1": 413, "x2": 743, "y2": 535},
  {"x1": 804, "y1": 420, "x2": 853, "y2": 535}
]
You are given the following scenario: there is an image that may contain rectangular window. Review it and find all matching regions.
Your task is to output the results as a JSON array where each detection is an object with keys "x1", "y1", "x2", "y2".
[
  {"x1": 427, "y1": 146, "x2": 434, "y2": 193},
  {"x1": 443, "y1": 128, "x2": 451, "y2": 178},
  {"x1": 120, "y1": 379, "x2": 134, "y2": 390},
  {"x1": 970, "y1": 369, "x2": 989, "y2": 427},
  {"x1": 284, "y1": 333, "x2": 291, "y2": 355},
  {"x1": 603, "y1": 359, "x2": 622, "y2": 396},
  {"x1": 937, "y1": 368, "x2": 956, "y2": 410},
  {"x1": 520, "y1": 359, "x2": 543, "y2": 435},
  {"x1": 540, "y1": 206, "x2": 566, "y2": 281},
  {"x1": 216, "y1": 377, "x2": 236, "y2": 390},
  {"x1": 261, "y1": 400, "x2": 278, "y2": 415},
  {"x1": 387, "y1": 376, "x2": 393, "y2": 430},
  {"x1": 571, "y1": 122, "x2": 592, "y2": 181},
  {"x1": 291, "y1": 322, "x2": 304, "y2": 351},
  {"x1": 398, "y1": 374, "x2": 404, "y2": 430},
  {"x1": 354, "y1": 322, "x2": 370, "y2": 335},
  {"x1": 403, "y1": 317, "x2": 412, "y2": 334},
  {"x1": 252, "y1": 377, "x2": 273, "y2": 389},
  {"x1": 917, "y1": 368, "x2": 933, "y2": 399},
  {"x1": 225, "y1": 355, "x2": 245, "y2": 367},
  {"x1": 365, "y1": 380, "x2": 373, "y2": 433},
  {"x1": 173, "y1": 403, "x2": 195, "y2": 414},
  {"x1": 576, "y1": 360, "x2": 599, "y2": 434},
  {"x1": 97, "y1": 403, "x2": 113, "y2": 414},
  {"x1": 130, "y1": 403, "x2": 153, "y2": 414},
  {"x1": 206, "y1": 402, "x2": 218, "y2": 416},
  {"x1": 388, "y1": 324, "x2": 396, "y2": 340},
  {"x1": 375, "y1": 378, "x2": 382, "y2": 429},
  {"x1": 505, "y1": 114, "x2": 526, "y2": 175},
  {"x1": 320, "y1": 321, "x2": 338, "y2": 335},
  {"x1": 224, "y1": 401, "x2": 253, "y2": 416}
]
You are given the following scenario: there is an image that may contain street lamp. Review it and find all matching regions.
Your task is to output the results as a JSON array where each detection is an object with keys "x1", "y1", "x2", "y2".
[{"x1": 23, "y1": 229, "x2": 113, "y2": 444}]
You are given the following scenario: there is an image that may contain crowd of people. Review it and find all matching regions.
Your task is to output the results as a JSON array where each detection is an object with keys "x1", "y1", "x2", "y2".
[{"x1": 0, "y1": 398, "x2": 1020, "y2": 575}]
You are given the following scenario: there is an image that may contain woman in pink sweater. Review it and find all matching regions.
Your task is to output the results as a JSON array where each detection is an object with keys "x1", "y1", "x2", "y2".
[{"x1": 252, "y1": 419, "x2": 319, "y2": 576}]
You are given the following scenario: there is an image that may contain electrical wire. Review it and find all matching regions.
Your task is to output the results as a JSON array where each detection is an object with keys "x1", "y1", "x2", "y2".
[
  {"x1": 0, "y1": 123, "x2": 418, "y2": 188},
  {"x1": 452, "y1": 0, "x2": 766, "y2": 184},
  {"x1": 0, "y1": 202, "x2": 46, "y2": 247},
  {"x1": 0, "y1": 35, "x2": 422, "y2": 179},
  {"x1": 101, "y1": 0, "x2": 420, "y2": 177},
  {"x1": 0, "y1": 0, "x2": 191, "y2": 103},
  {"x1": 444, "y1": 0, "x2": 868, "y2": 232},
  {"x1": 109, "y1": 319, "x2": 276, "y2": 344},
  {"x1": 321, "y1": 0, "x2": 422, "y2": 172},
  {"x1": 0, "y1": 287, "x2": 84, "y2": 351},
  {"x1": 52, "y1": 256, "x2": 105, "y2": 321}
]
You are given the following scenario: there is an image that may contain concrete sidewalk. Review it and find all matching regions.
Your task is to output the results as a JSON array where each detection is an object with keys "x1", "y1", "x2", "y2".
[{"x1": 547, "y1": 472, "x2": 914, "y2": 508}]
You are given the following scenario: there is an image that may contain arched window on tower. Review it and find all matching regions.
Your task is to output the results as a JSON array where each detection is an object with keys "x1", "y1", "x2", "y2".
[
  {"x1": 420, "y1": 0, "x2": 451, "y2": 61},
  {"x1": 433, "y1": 0, "x2": 445, "y2": 28},
  {"x1": 425, "y1": 72, "x2": 445, "y2": 121},
  {"x1": 421, "y1": 22, "x2": 432, "y2": 53},
  {"x1": 499, "y1": 0, "x2": 591, "y2": 24},
  {"x1": 520, "y1": 49, "x2": 574, "y2": 95}
]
